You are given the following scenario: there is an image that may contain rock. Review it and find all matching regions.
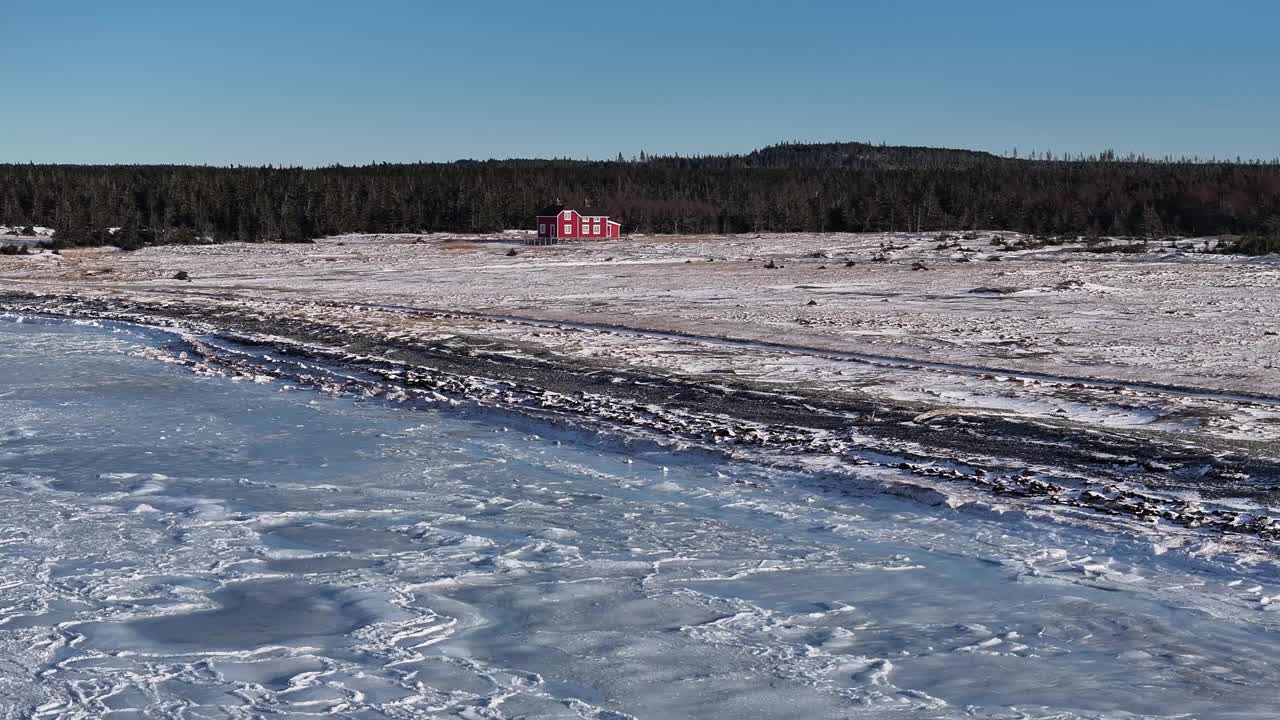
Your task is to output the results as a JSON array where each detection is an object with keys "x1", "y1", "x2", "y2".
[
  {"x1": 505, "y1": 248, "x2": 519, "y2": 257},
  {"x1": 911, "y1": 262, "x2": 929, "y2": 271},
  {"x1": 805, "y1": 299, "x2": 818, "y2": 306},
  {"x1": 172, "y1": 270, "x2": 190, "y2": 281}
]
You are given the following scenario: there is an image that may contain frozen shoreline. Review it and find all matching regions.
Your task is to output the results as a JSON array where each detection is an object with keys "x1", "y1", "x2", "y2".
[
  {"x1": 3, "y1": 230, "x2": 1280, "y2": 558},
  {"x1": 3, "y1": 292, "x2": 1280, "y2": 571}
]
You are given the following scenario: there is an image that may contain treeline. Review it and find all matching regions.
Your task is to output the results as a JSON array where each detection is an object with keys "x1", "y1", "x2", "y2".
[{"x1": 2, "y1": 142, "x2": 1279, "y2": 248}]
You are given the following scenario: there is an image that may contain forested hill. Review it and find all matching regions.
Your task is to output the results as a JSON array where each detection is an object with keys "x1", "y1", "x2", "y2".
[
  {"x1": 2, "y1": 142, "x2": 1279, "y2": 248},
  {"x1": 682, "y1": 142, "x2": 1005, "y2": 170}
]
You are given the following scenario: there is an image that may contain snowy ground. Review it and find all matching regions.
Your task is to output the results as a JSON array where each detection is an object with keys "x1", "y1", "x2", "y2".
[
  {"x1": 0, "y1": 227, "x2": 55, "y2": 245},
  {"x1": 4, "y1": 317, "x2": 1280, "y2": 719},
  {"x1": 3, "y1": 230, "x2": 1280, "y2": 445}
]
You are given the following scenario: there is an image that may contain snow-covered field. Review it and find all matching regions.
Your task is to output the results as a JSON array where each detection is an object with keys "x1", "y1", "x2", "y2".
[
  {"x1": 4, "y1": 230, "x2": 1280, "y2": 444},
  {"x1": 4, "y1": 316, "x2": 1280, "y2": 719}
]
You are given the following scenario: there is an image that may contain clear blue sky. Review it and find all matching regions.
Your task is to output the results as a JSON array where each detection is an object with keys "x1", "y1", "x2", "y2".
[{"x1": 3, "y1": 0, "x2": 1277, "y2": 165}]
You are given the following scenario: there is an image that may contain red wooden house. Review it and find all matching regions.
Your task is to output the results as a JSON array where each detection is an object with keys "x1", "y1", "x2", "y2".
[{"x1": 532, "y1": 205, "x2": 621, "y2": 245}]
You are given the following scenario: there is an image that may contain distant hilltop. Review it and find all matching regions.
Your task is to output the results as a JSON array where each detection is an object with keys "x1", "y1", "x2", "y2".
[
  {"x1": 2, "y1": 141, "x2": 1278, "y2": 248},
  {"x1": 451, "y1": 141, "x2": 1266, "y2": 170}
]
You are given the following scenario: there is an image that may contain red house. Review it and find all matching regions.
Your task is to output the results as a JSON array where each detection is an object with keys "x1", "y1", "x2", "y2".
[{"x1": 532, "y1": 205, "x2": 621, "y2": 245}]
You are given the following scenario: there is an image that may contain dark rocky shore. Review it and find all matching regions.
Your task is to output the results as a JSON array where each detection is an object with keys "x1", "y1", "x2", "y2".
[{"x1": 4, "y1": 288, "x2": 1280, "y2": 547}]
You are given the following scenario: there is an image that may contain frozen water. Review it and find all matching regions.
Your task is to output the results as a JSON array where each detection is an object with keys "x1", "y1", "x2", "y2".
[
  {"x1": 1, "y1": 316, "x2": 1279, "y2": 718},
  {"x1": 78, "y1": 579, "x2": 410, "y2": 652}
]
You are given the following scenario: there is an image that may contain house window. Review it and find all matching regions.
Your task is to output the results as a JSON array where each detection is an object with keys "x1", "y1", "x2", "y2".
[
  {"x1": 539, "y1": 223, "x2": 546, "y2": 235},
  {"x1": 564, "y1": 224, "x2": 572, "y2": 234}
]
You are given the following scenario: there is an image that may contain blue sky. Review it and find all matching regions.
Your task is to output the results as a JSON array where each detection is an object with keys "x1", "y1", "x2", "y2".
[{"x1": 2, "y1": 1, "x2": 1277, "y2": 165}]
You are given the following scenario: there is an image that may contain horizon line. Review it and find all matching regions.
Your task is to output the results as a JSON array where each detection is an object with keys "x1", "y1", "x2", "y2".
[
  {"x1": 3, "y1": 139, "x2": 1280, "y2": 170},
  {"x1": 7, "y1": 139, "x2": 1280, "y2": 169}
]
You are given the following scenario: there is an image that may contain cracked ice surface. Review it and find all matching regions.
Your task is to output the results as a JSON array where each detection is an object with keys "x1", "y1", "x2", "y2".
[{"x1": 2, "y1": 317, "x2": 1279, "y2": 719}]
